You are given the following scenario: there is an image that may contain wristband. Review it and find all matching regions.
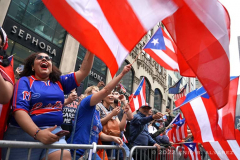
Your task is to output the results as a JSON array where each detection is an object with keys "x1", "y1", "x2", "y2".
[{"x1": 33, "y1": 129, "x2": 41, "y2": 140}]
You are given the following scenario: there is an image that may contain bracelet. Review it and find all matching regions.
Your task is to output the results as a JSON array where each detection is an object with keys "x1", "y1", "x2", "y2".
[{"x1": 33, "y1": 129, "x2": 41, "y2": 140}]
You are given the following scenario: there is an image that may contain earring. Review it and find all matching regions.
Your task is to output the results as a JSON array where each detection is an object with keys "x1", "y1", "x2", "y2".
[{"x1": 32, "y1": 68, "x2": 34, "y2": 71}]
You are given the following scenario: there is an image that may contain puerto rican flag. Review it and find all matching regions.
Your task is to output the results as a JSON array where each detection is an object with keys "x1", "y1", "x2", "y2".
[
  {"x1": 42, "y1": 0, "x2": 178, "y2": 77},
  {"x1": 166, "y1": 128, "x2": 174, "y2": 142},
  {"x1": 129, "y1": 77, "x2": 146, "y2": 112},
  {"x1": 218, "y1": 76, "x2": 239, "y2": 140},
  {"x1": 143, "y1": 27, "x2": 179, "y2": 72},
  {"x1": 203, "y1": 140, "x2": 240, "y2": 160},
  {"x1": 171, "y1": 119, "x2": 188, "y2": 143},
  {"x1": 163, "y1": 0, "x2": 231, "y2": 109},
  {"x1": 179, "y1": 87, "x2": 223, "y2": 143},
  {"x1": 183, "y1": 143, "x2": 201, "y2": 160},
  {"x1": 168, "y1": 112, "x2": 181, "y2": 126}
]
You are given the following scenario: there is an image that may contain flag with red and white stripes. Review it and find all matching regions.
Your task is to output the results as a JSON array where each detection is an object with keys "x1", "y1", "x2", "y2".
[
  {"x1": 171, "y1": 119, "x2": 188, "y2": 143},
  {"x1": 179, "y1": 87, "x2": 223, "y2": 143},
  {"x1": 163, "y1": 0, "x2": 230, "y2": 109},
  {"x1": 183, "y1": 143, "x2": 201, "y2": 160},
  {"x1": 218, "y1": 76, "x2": 239, "y2": 140},
  {"x1": 203, "y1": 140, "x2": 240, "y2": 160},
  {"x1": 174, "y1": 84, "x2": 187, "y2": 100},
  {"x1": 129, "y1": 77, "x2": 147, "y2": 112},
  {"x1": 143, "y1": 27, "x2": 179, "y2": 72},
  {"x1": 42, "y1": 0, "x2": 178, "y2": 77}
]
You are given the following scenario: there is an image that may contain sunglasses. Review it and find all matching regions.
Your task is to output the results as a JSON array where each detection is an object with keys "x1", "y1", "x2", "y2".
[{"x1": 36, "y1": 55, "x2": 52, "y2": 61}]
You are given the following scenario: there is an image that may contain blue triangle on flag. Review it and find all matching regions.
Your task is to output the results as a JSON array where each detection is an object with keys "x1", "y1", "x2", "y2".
[
  {"x1": 175, "y1": 119, "x2": 185, "y2": 127},
  {"x1": 134, "y1": 78, "x2": 144, "y2": 96},
  {"x1": 170, "y1": 113, "x2": 181, "y2": 125},
  {"x1": 184, "y1": 143, "x2": 196, "y2": 152},
  {"x1": 144, "y1": 28, "x2": 166, "y2": 50}
]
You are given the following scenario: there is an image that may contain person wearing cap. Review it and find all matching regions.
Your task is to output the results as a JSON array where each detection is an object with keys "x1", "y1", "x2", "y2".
[
  {"x1": 129, "y1": 104, "x2": 163, "y2": 160},
  {"x1": 0, "y1": 27, "x2": 13, "y2": 104},
  {"x1": 148, "y1": 118, "x2": 170, "y2": 146}
]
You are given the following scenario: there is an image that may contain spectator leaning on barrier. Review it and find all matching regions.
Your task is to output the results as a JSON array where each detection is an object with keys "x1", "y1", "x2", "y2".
[
  {"x1": 2, "y1": 51, "x2": 95, "y2": 160},
  {"x1": 97, "y1": 92, "x2": 133, "y2": 160},
  {"x1": 129, "y1": 104, "x2": 163, "y2": 160},
  {"x1": 148, "y1": 118, "x2": 170, "y2": 146}
]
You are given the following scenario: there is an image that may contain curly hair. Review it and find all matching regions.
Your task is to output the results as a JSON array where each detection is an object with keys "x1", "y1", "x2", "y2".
[{"x1": 19, "y1": 52, "x2": 62, "y2": 83}]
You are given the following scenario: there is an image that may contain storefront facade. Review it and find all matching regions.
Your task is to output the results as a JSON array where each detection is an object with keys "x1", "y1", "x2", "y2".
[{"x1": 2, "y1": 0, "x2": 66, "y2": 70}]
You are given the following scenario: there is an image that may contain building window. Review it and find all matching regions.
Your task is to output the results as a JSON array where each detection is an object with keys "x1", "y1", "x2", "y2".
[
  {"x1": 75, "y1": 45, "x2": 107, "y2": 89},
  {"x1": 167, "y1": 97, "x2": 171, "y2": 110},
  {"x1": 76, "y1": 45, "x2": 107, "y2": 75},
  {"x1": 6, "y1": 39, "x2": 34, "y2": 70},
  {"x1": 168, "y1": 75, "x2": 172, "y2": 88},
  {"x1": 141, "y1": 76, "x2": 151, "y2": 103},
  {"x1": 116, "y1": 61, "x2": 134, "y2": 95},
  {"x1": 7, "y1": 0, "x2": 66, "y2": 48},
  {"x1": 154, "y1": 89, "x2": 162, "y2": 112}
]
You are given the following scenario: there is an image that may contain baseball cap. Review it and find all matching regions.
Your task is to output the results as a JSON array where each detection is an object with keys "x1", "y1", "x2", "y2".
[{"x1": 140, "y1": 104, "x2": 152, "y2": 109}]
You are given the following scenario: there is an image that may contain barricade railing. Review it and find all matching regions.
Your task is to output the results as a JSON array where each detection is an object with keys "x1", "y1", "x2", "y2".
[
  {"x1": 129, "y1": 146, "x2": 177, "y2": 160},
  {"x1": 0, "y1": 140, "x2": 126, "y2": 160}
]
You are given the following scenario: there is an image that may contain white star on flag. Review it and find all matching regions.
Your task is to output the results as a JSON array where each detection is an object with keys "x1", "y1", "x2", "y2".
[
  {"x1": 151, "y1": 38, "x2": 159, "y2": 46},
  {"x1": 190, "y1": 145, "x2": 193, "y2": 148}
]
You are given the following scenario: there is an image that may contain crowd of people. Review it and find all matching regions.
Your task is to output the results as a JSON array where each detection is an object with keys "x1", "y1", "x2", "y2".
[{"x1": 0, "y1": 27, "x2": 177, "y2": 160}]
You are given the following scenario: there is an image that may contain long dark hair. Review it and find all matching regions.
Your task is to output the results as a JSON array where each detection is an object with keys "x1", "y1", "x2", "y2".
[{"x1": 19, "y1": 52, "x2": 61, "y2": 82}]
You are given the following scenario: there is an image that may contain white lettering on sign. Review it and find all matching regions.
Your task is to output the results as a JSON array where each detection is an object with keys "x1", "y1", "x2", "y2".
[{"x1": 11, "y1": 25, "x2": 57, "y2": 56}]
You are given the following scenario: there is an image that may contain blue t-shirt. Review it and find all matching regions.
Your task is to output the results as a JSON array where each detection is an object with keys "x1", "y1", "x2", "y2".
[
  {"x1": 67, "y1": 95, "x2": 102, "y2": 156},
  {"x1": 10, "y1": 73, "x2": 79, "y2": 127}
]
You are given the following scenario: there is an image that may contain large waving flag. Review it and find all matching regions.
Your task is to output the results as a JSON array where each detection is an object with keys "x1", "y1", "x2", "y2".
[
  {"x1": 218, "y1": 76, "x2": 239, "y2": 140},
  {"x1": 183, "y1": 142, "x2": 201, "y2": 160},
  {"x1": 42, "y1": 0, "x2": 178, "y2": 77},
  {"x1": 129, "y1": 77, "x2": 147, "y2": 112},
  {"x1": 143, "y1": 27, "x2": 179, "y2": 72},
  {"x1": 163, "y1": 0, "x2": 231, "y2": 109},
  {"x1": 179, "y1": 87, "x2": 223, "y2": 143},
  {"x1": 203, "y1": 140, "x2": 240, "y2": 160}
]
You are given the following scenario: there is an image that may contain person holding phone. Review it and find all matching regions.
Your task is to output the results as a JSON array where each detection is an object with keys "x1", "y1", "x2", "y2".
[{"x1": 2, "y1": 51, "x2": 94, "y2": 160}]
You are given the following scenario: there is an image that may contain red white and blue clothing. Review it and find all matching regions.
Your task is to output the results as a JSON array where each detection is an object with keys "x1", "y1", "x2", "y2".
[
  {"x1": 67, "y1": 95, "x2": 103, "y2": 157},
  {"x1": 10, "y1": 73, "x2": 79, "y2": 127},
  {"x1": 0, "y1": 56, "x2": 14, "y2": 140}
]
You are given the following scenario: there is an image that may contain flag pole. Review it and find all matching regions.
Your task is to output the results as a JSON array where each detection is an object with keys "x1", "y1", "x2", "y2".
[{"x1": 131, "y1": 49, "x2": 142, "y2": 65}]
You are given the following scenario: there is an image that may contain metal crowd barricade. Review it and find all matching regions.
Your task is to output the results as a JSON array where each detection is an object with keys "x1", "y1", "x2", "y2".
[
  {"x1": 129, "y1": 146, "x2": 177, "y2": 160},
  {"x1": 0, "y1": 140, "x2": 126, "y2": 160}
]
